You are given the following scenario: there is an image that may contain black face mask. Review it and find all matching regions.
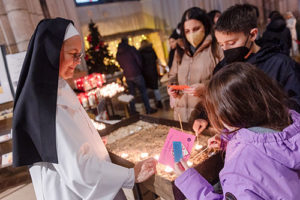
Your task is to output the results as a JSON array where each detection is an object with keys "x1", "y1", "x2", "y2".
[{"x1": 223, "y1": 36, "x2": 252, "y2": 64}]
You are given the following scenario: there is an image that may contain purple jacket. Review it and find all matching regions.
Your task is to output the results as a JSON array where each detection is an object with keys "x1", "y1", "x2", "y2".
[{"x1": 175, "y1": 110, "x2": 300, "y2": 200}]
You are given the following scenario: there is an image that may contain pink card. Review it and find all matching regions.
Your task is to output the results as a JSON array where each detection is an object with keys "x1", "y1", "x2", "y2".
[{"x1": 159, "y1": 128, "x2": 195, "y2": 167}]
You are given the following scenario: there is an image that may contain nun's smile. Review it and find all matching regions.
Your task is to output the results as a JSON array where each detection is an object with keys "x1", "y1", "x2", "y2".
[{"x1": 59, "y1": 35, "x2": 82, "y2": 80}]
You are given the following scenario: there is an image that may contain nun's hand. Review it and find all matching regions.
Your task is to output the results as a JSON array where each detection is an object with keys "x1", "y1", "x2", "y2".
[
  {"x1": 174, "y1": 159, "x2": 189, "y2": 176},
  {"x1": 193, "y1": 119, "x2": 208, "y2": 136},
  {"x1": 134, "y1": 158, "x2": 157, "y2": 183},
  {"x1": 101, "y1": 136, "x2": 107, "y2": 146}
]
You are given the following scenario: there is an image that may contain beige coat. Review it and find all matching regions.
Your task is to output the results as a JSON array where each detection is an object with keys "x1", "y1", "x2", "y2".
[{"x1": 169, "y1": 35, "x2": 223, "y2": 122}]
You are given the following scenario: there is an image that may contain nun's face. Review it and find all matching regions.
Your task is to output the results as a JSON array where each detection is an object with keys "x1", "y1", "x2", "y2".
[{"x1": 59, "y1": 35, "x2": 82, "y2": 80}]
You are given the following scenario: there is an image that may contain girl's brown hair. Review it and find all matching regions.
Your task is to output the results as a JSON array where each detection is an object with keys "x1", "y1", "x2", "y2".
[{"x1": 205, "y1": 62, "x2": 291, "y2": 132}]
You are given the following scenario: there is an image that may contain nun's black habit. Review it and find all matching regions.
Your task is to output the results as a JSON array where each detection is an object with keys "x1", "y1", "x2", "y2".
[
  {"x1": 12, "y1": 18, "x2": 135, "y2": 200},
  {"x1": 13, "y1": 18, "x2": 72, "y2": 166}
]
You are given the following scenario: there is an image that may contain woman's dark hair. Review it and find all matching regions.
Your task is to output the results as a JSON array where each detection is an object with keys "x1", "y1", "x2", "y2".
[
  {"x1": 208, "y1": 10, "x2": 221, "y2": 25},
  {"x1": 205, "y1": 62, "x2": 291, "y2": 132},
  {"x1": 177, "y1": 7, "x2": 220, "y2": 63}
]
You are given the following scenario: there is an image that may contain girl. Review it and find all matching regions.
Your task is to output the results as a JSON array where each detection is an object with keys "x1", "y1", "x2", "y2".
[
  {"x1": 168, "y1": 7, "x2": 223, "y2": 123},
  {"x1": 174, "y1": 62, "x2": 300, "y2": 199}
]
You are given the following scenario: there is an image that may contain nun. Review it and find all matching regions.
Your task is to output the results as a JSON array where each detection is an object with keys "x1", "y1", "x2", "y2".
[{"x1": 12, "y1": 18, "x2": 157, "y2": 200}]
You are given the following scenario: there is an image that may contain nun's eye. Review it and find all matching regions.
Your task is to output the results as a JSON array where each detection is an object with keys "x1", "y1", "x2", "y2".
[{"x1": 69, "y1": 52, "x2": 83, "y2": 62}]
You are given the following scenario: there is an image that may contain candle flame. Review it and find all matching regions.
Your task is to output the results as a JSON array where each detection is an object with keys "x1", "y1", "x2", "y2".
[
  {"x1": 140, "y1": 152, "x2": 149, "y2": 158},
  {"x1": 187, "y1": 161, "x2": 193, "y2": 167},
  {"x1": 195, "y1": 144, "x2": 203, "y2": 150},
  {"x1": 121, "y1": 153, "x2": 128, "y2": 158},
  {"x1": 165, "y1": 166, "x2": 173, "y2": 173}
]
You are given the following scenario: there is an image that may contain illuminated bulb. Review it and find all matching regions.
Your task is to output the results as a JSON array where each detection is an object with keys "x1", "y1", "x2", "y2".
[
  {"x1": 140, "y1": 152, "x2": 149, "y2": 158},
  {"x1": 121, "y1": 153, "x2": 128, "y2": 158},
  {"x1": 165, "y1": 166, "x2": 173, "y2": 173},
  {"x1": 154, "y1": 155, "x2": 159, "y2": 160},
  {"x1": 187, "y1": 161, "x2": 193, "y2": 167},
  {"x1": 195, "y1": 144, "x2": 203, "y2": 150}
]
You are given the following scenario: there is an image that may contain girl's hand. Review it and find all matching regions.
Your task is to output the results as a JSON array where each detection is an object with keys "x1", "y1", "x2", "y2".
[
  {"x1": 193, "y1": 119, "x2": 208, "y2": 136},
  {"x1": 134, "y1": 158, "x2": 157, "y2": 183},
  {"x1": 208, "y1": 135, "x2": 221, "y2": 149},
  {"x1": 183, "y1": 83, "x2": 206, "y2": 97},
  {"x1": 174, "y1": 159, "x2": 189, "y2": 176}
]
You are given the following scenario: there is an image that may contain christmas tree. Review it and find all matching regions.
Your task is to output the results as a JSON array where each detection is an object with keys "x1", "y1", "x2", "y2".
[{"x1": 85, "y1": 20, "x2": 119, "y2": 74}]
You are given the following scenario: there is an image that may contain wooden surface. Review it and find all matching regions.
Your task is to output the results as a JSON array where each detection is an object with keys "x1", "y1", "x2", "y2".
[{"x1": 105, "y1": 115, "x2": 223, "y2": 200}]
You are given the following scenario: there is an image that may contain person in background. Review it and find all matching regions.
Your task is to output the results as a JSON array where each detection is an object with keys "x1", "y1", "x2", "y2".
[
  {"x1": 168, "y1": 29, "x2": 180, "y2": 70},
  {"x1": 139, "y1": 39, "x2": 163, "y2": 109},
  {"x1": 286, "y1": 11, "x2": 299, "y2": 56},
  {"x1": 116, "y1": 38, "x2": 157, "y2": 114},
  {"x1": 168, "y1": 7, "x2": 223, "y2": 123},
  {"x1": 12, "y1": 18, "x2": 157, "y2": 200},
  {"x1": 207, "y1": 10, "x2": 221, "y2": 26},
  {"x1": 213, "y1": 4, "x2": 300, "y2": 112},
  {"x1": 261, "y1": 11, "x2": 292, "y2": 55},
  {"x1": 174, "y1": 62, "x2": 300, "y2": 200}
]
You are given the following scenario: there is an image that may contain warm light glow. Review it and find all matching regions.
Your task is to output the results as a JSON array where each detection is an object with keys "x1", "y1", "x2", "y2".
[
  {"x1": 154, "y1": 154, "x2": 159, "y2": 160},
  {"x1": 195, "y1": 144, "x2": 203, "y2": 150},
  {"x1": 165, "y1": 166, "x2": 173, "y2": 173},
  {"x1": 91, "y1": 119, "x2": 106, "y2": 130},
  {"x1": 121, "y1": 153, "x2": 128, "y2": 158},
  {"x1": 187, "y1": 161, "x2": 193, "y2": 167},
  {"x1": 140, "y1": 152, "x2": 149, "y2": 159}
]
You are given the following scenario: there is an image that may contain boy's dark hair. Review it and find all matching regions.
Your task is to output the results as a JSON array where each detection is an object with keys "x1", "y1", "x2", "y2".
[
  {"x1": 251, "y1": 5, "x2": 259, "y2": 18},
  {"x1": 215, "y1": 4, "x2": 258, "y2": 35},
  {"x1": 205, "y1": 62, "x2": 291, "y2": 132}
]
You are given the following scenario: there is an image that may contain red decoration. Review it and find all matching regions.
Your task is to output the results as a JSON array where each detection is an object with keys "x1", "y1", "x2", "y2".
[
  {"x1": 74, "y1": 73, "x2": 105, "y2": 92},
  {"x1": 95, "y1": 44, "x2": 100, "y2": 51},
  {"x1": 99, "y1": 41, "x2": 104, "y2": 47},
  {"x1": 84, "y1": 54, "x2": 89, "y2": 61},
  {"x1": 87, "y1": 34, "x2": 92, "y2": 42}
]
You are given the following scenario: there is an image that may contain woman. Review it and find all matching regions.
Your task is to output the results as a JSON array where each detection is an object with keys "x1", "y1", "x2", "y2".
[
  {"x1": 139, "y1": 39, "x2": 162, "y2": 108},
  {"x1": 12, "y1": 18, "x2": 157, "y2": 200},
  {"x1": 174, "y1": 62, "x2": 300, "y2": 199},
  {"x1": 168, "y1": 7, "x2": 223, "y2": 122}
]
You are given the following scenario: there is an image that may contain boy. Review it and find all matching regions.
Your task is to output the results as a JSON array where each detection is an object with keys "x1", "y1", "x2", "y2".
[{"x1": 214, "y1": 4, "x2": 300, "y2": 111}]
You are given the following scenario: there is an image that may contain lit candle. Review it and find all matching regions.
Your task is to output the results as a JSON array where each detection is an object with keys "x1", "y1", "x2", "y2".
[
  {"x1": 165, "y1": 166, "x2": 173, "y2": 173},
  {"x1": 187, "y1": 161, "x2": 193, "y2": 167},
  {"x1": 140, "y1": 152, "x2": 149, "y2": 159},
  {"x1": 154, "y1": 154, "x2": 159, "y2": 160},
  {"x1": 121, "y1": 153, "x2": 128, "y2": 158},
  {"x1": 195, "y1": 144, "x2": 203, "y2": 150}
]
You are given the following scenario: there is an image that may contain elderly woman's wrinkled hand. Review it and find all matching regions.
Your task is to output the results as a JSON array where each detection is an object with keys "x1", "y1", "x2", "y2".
[{"x1": 134, "y1": 158, "x2": 158, "y2": 183}]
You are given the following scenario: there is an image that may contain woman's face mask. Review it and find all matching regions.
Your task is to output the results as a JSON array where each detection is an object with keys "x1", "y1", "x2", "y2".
[
  {"x1": 186, "y1": 29, "x2": 205, "y2": 48},
  {"x1": 184, "y1": 19, "x2": 206, "y2": 48}
]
